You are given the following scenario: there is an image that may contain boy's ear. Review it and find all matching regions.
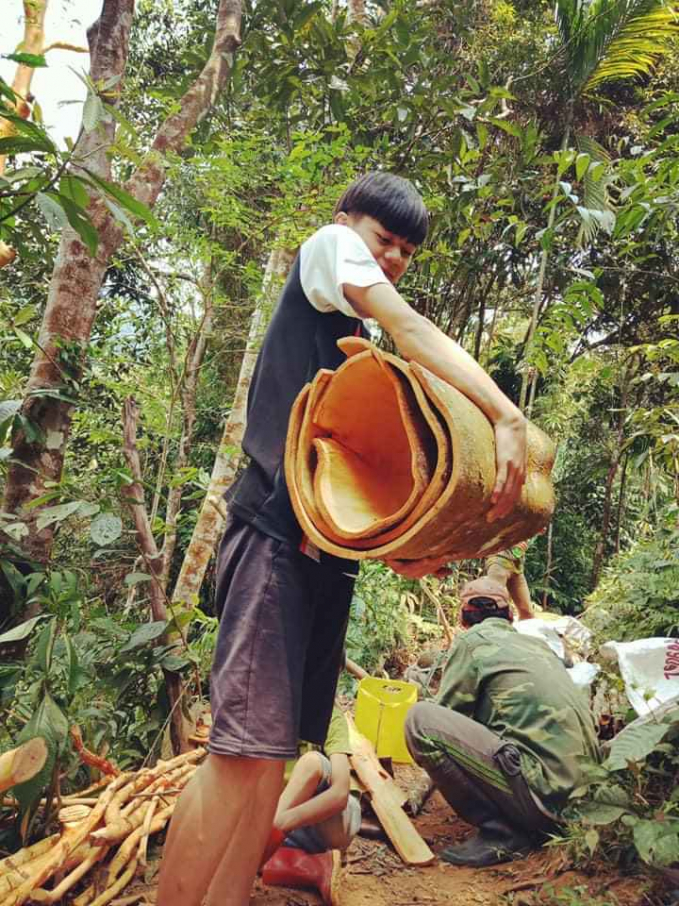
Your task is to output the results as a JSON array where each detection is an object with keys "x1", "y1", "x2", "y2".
[{"x1": 334, "y1": 211, "x2": 349, "y2": 225}]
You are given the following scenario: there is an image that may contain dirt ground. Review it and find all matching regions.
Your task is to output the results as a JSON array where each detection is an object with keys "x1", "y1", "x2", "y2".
[{"x1": 121, "y1": 766, "x2": 653, "y2": 906}]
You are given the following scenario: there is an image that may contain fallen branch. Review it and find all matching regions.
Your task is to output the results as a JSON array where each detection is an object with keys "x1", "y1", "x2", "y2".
[{"x1": 70, "y1": 727, "x2": 120, "y2": 777}]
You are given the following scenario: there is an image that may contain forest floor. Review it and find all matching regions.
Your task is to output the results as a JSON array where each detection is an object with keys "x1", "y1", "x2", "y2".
[{"x1": 118, "y1": 766, "x2": 654, "y2": 906}]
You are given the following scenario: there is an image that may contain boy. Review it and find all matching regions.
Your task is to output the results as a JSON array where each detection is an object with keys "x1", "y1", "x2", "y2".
[
  {"x1": 486, "y1": 540, "x2": 533, "y2": 620},
  {"x1": 261, "y1": 706, "x2": 360, "y2": 906},
  {"x1": 157, "y1": 172, "x2": 527, "y2": 906}
]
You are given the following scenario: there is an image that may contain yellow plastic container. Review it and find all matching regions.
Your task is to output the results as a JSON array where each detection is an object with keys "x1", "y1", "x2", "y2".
[{"x1": 354, "y1": 677, "x2": 418, "y2": 764}]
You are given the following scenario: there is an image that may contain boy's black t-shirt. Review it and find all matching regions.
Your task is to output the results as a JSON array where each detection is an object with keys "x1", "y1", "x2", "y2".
[{"x1": 227, "y1": 247, "x2": 375, "y2": 567}]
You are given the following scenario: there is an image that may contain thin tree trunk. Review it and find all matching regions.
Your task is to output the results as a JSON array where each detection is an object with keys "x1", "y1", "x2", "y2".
[
  {"x1": 473, "y1": 282, "x2": 487, "y2": 361},
  {"x1": 160, "y1": 271, "x2": 215, "y2": 586},
  {"x1": 3, "y1": 0, "x2": 243, "y2": 565},
  {"x1": 591, "y1": 370, "x2": 630, "y2": 588},
  {"x1": 519, "y1": 107, "x2": 573, "y2": 411},
  {"x1": 122, "y1": 398, "x2": 190, "y2": 753},
  {"x1": 170, "y1": 246, "x2": 294, "y2": 615},
  {"x1": 614, "y1": 451, "x2": 629, "y2": 554},
  {"x1": 541, "y1": 519, "x2": 554, "y2": 609},
  {"x1": 0, "y1": 0, "x2": 49, "y2": 268}
]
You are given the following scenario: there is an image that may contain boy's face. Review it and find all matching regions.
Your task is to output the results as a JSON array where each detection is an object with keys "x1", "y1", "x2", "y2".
[{"x1": 334, "y1": 212, "x2": 417, "y2": 285}]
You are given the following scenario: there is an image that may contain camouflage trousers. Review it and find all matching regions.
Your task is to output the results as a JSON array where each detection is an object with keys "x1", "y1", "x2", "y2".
[{"x1": 405, "y1": 702, "x2": 557, "y2": 837}]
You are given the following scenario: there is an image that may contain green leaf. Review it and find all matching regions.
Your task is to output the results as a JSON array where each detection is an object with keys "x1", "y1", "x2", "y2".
[
  {"x1": 14, "y1": 305, "x2": 37, "y2": 327},
  {"x1": 0, "y1": 399, "x2": 21, "y2": 444},
  {"x1": 634, "y1": 818, "x2": 679, "y2": 867},
  {"x1": 36, "y1": 192, "x2": 68, "y2": 230},
  {"x1": 124, "y1": 572, "x2": 153, "y2": 586},
  {"x1": 575, "y1": 152, "x2": 591, "y2": 181},
  {"x1": 584, "y1": 828, "x2": 600, "y2": 854},
  {"x1": 160, "y1": 653, "x2": 191, "y2": 671},
  {"x1": 605, "y1": 721, "x2": 670, "y2": 770},
  {"x1": 1, "y1": 560, "x2": 25, "y2": 600},
  {"x1": 489, "y1": 117, "x2": 522, "y2": 138},
  {"x1": 577, "y1": 802, "x2": 627, "y2": 825},
  {"x1": 103, "y1": 197, "x2": 135, "y2": 235},
  {"x1": 85, "y1": 172, "x2": 158, "y2": 226},
  {"x1": 119, "y1": 620, "x2": 167, "y2": 653},
  {"x1": 14, "y1": 327, "x2": 34, "y2": 349},
  {"x1": 83, "y1": 90, "x2": 105, "y2": 133},
  {"x1": 35, "y1": 619, "x2": 57, "y2": 675},
  {"x1": 53, "y1": 193, "x2": 98, "y2": 256},
  {"x1": 90, "y1": 512, "x2": 123, "y2": 546},
  {"x1": 35, "y1": 500, "x2": 82, "y2": 532},
  {"x1": 59, "y1": 175, "x2": 90, "y2": 209},
  {"x1": 64, "y1": 634, "x2": 80, "y2": 696},
  {"x1": 4, "y1": 52, "x2": 47, "y2": 68},
  {"x1": 0, "y1": 614, "x2": 45, "y2": 645},
  {"x1": 77, "y1": 501, "x2": 100, "y2": 518}
]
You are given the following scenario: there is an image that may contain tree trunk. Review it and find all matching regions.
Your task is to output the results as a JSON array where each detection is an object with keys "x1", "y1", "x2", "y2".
[
  {"x1": 519, "y1": 108, "x2": 573, "y2": 411},
  {"x1": 0, "y1": 0, "x2": 49, "y2": 268},
  {"x1": 3, "y1": 0, "x2": 243, "y2": 565},
  {"x1": 614, "y1": 451, "x2": 629, "y2": 554},
  {"x1": 541, "y1": 518, "x2": 554, "y2": 609},
  {"x1": 473, "y1": 284, "x2": 486, "y2": 361},
  {"x1": 170, "y1": 246, "x2": 295, "y2": 615},
  {"x1": 591, "y1": 370, "x2": 631, "y2": 588},
  {"x1": 160, "y1": 270, "x2": 215, "y2": 587},
  {"x1": 122, "y1": 397, "x2": 190, "y2": 753}
]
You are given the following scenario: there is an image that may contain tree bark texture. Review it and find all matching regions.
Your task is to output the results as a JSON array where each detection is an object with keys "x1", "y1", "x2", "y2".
[
  {"x1": 170, "y1": 246, "x2": 295, "y2": 616},
  {"x1": 3, "y1": 0, "x2": 243, "y2": 564}
]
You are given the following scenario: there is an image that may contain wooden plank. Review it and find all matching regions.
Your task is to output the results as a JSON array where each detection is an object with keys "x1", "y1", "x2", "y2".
[
  {"x1": 347, "y1": 717, "x2": 407, "y2": 807},
  {"x1": 347, "y1": 718, "x2": 435, "y2": 866}
]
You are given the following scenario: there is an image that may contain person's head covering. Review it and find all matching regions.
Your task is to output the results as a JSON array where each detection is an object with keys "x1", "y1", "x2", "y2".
[{"x1": 459, "y1": 577, "x2": 512, "y2": 627}]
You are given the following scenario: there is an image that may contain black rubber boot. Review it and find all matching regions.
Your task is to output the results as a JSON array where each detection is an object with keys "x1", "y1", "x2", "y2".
[{"x1": 440, "y1": 820, "x2": 535, "y2": 868}]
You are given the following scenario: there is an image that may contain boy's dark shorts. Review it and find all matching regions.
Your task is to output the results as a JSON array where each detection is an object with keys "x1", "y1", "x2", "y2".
[{"x1": 208, "y1": 514, "x2": 356, "y2": 760}]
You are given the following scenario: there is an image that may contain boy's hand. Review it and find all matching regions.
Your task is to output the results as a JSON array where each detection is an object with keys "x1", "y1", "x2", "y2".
[
  {"x1": 487, "y1": 415, "x2": 527, "y2": 522},
  {"x1": 385, "y1": 556, "x2": 453, "y2": 580}
]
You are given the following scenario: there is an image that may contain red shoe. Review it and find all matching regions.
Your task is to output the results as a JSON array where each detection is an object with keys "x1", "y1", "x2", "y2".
[{"x1": 261, "y1": 846, "x2": 341, "y2": 905}]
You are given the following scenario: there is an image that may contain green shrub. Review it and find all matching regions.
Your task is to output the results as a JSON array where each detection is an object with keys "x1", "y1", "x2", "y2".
[{"x1": 583, "y1": 503, "x2": 679, "y2": 641}]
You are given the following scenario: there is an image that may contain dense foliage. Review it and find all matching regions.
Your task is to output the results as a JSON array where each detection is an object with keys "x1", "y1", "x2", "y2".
[{"x1": 0, "y1": 0, "x2": 677, "y2": 885}]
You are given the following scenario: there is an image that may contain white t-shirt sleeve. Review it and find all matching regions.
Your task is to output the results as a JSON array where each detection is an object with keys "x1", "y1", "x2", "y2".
[{"x1": 300, "y1": 224, "x2": 390, "y2": 319}]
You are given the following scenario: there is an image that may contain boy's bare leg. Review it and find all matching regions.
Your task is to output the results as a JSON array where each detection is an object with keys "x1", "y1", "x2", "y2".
[
  {"x1": 157, "y1": 753, "x2": 284, "y2": 906},
  {"x1": 275, "y1": 751, "x2": 323, "y2": 819},
  {"x1": 507, "y1": 571, "x2": 533, "y2": 620}
]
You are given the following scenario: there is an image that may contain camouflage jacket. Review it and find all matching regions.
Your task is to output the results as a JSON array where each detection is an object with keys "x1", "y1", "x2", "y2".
[{"x1": 437, "y1": 619, "x2": 599, "y2": 810}]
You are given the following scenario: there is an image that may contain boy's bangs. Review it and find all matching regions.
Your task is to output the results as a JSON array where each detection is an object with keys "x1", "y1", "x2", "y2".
[
  {"x1": 372, "y1": 193, "x2": 428, "y2": 247},
  {"x1": 335, "y1": 173, "x2": 429, "y2": 246}
]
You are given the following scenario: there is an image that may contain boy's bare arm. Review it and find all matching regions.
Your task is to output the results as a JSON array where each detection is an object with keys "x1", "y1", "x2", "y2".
[
  {"x1": 274, "y1": 753, "x2": 351, "y2": 834},
  {"x1": 344, "y1": 281, "x2": 527, "y2": 522}
]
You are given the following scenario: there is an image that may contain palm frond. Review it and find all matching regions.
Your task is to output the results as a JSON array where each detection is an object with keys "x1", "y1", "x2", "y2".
[
  {"x1": 587, "y1": 1, "x2": 679, "y2": 90},
  {"x1": 575, "y1": 134, "x2": 616, "y2": 244},
  {"x1": 555, "y1": 0, "x2": 679, "y2": 95}
]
